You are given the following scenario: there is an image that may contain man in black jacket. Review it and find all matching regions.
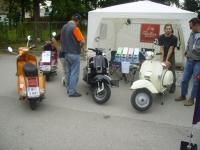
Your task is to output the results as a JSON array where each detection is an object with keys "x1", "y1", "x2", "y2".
[{"x1": 158, "y1": 24, "x2": 178, "y2": 93}]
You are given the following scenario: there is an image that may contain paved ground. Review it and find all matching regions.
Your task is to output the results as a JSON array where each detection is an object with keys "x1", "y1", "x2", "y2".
[{"x1": 0, "y1": 54, "x2": 200, "y2": 150}]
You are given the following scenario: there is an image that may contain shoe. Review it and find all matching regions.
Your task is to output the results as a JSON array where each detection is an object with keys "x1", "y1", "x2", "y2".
[
  {"x1": 69, "y1": 92, "x2": 82, "y2": 97},
  {"x1": 175, "y1": 96, "x2": 186, "y2": 101},
  {"x1": 184, "y1": 98, "x2": 194, "y2": 106}
]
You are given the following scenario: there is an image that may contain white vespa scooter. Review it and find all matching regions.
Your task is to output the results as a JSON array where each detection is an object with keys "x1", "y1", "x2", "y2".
[{"x1": 130, "y1": 42, "x2": 174, "y2": 111}]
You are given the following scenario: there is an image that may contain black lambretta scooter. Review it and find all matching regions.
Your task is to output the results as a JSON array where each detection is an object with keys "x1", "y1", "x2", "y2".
[{"x1": 83, "y1": 48, "x2": 119, "y2": 104}]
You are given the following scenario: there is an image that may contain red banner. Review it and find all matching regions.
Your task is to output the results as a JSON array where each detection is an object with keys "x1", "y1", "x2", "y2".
[{"x1": 140, "y1": 24, "x2": 160, "y2": 43}]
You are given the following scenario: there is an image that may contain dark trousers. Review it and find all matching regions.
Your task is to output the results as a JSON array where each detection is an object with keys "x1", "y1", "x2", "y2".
[{"x1": 164, "y1": 55, "x2": 176, "y2": 91}]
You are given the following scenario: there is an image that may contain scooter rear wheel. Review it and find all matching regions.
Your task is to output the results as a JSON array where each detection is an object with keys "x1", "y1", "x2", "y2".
[
  {"x1": 45, "y1": 74, "x2": 50, "y2": 81},
  {"x1": 131, "y1": 89, "x2": 152, "y2": 111},
  {"x1": 29, "y1": 99, "x2": 37, "y2": 110},
  {"x1": 92, "y1": 84, "x2": 111, "y2": 104}
]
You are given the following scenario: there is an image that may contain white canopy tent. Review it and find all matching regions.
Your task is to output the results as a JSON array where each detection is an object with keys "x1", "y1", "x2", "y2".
[{"x1": 87, "y1": 0, "x2": 197, "y2": 65}]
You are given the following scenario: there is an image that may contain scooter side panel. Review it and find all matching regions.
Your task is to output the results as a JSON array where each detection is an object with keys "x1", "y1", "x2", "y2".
[
  {"x1": 140, "y1": 60, "x2": 163, "y2": 91},
  {"x1": 131, "y1": 80, "x2": 158, "y2": 94},
  {"x1": 17, "y1": 75, "x2": 26, "y2": 96},
  {"x1": 38, "y1": 73, "x2": 46, "y2": 95},
  {"x1": 17, "y1": 62, "x2": 25, "y2": 76}
]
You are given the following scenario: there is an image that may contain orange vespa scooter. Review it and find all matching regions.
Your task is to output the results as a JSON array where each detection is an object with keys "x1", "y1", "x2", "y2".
[{"x1": 8, "y1": 36, "x2": 46, "y2": 110}]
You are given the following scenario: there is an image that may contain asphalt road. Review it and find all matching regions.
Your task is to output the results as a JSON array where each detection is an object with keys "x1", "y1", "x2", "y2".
[{"x1": 0, "y1": 54, "x2": 200, "y2": 150}]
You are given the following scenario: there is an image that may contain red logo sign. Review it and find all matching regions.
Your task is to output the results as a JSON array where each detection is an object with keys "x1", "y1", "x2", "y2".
[
  {"x1": 140, "y1": 24, "x2": 160, "y2": 43},
  {"x1": 196, "y1": 74, "x2": 200, "y2": 80}
]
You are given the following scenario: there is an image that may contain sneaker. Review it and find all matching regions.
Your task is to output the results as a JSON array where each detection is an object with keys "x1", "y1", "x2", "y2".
[
  {"x1": 69, "y1": 92, "x2": 82, "y2": 97},
  {"x1": 184, "y1": 98, "x2": 194, "y2": 106},
  {"x1": 175, "y1": 96, "x2": 186, "y2": 101}
]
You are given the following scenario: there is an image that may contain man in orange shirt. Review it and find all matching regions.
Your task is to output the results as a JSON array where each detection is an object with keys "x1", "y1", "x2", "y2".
[{"x1": 60, "y1": 14, "x2": 85, "y2": 97}]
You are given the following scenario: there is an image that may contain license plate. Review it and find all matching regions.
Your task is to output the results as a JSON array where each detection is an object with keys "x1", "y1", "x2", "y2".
[
  {"x1": 41, "y1": 51, "x2": 51, "y2": 63},
  {"x1": 42, "y1": 65, "x2": 51, "y2": 71},
  {"x1": 27, "y1": 87, "x2": 40, "y2": 98}
]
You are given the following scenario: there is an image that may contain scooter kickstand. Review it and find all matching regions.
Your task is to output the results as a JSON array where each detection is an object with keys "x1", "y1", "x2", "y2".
[{"x1": 161, "y1": 92, "x2": 165, "y2": 105}]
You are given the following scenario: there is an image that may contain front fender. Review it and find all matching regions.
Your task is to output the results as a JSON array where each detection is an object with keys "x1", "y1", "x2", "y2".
[
  {"x1": 93, "y1": 75, "x2": 111, "y2": 85},
  {"x1": 93, "y1": 75, "x2": 119, "y2": 87},
  {"x1": 131, "y1": 80, "x2": 158, "y2": 94}
]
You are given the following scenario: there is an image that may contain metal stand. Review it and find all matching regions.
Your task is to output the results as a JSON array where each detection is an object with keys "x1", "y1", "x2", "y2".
[{"x1": 161, "y1": 90, "x2": 167, "y2": 105}]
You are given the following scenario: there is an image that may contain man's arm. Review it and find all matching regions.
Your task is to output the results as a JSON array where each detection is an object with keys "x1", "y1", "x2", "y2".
[
  {"x1": 166, "y1": 36, "x2": 177, "y2": 62},
  {"x1": 185, "y1": 45, "x2": 189, "y2": 57},
  {"x1": 160, "y1": 46, "x2": 164, "y2": 61},
  {"x1": 193, "y1": 38, "x2": 200, "y2": 56},
  {"x1": 166, "y1": 46, "x2": 174, "y2": 62},
  {"x1": 158, "y1": 35, "x2": 164, "y2": 61},
  {"x1": 80, "y1": 40, "x2": 85, "y2": 49},
  {"x1": 73, "y1": 27, "x2": 85, "y2": 45},
  {"x1": 60, "y1": 28, "x2": 64, "y2": 52}
]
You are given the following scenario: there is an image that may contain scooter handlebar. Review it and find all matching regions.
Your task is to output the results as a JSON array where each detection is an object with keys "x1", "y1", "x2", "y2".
[
  {"x1": 88, "y1": 48, "x2": 111, "y2": 57},
  {"x1": 88, "y1": 48, "x2": 96, "y2": 51},
  {"x1": 29, "y1": 44, "x2": 36, "y2": 49},
  {"x1": 88, "y1": 48, "x2": 106, "y2": 52}
]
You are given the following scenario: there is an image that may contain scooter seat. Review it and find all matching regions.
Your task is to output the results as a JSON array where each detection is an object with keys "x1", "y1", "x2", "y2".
[{"x1": 23, "y1": 63, "x2": 38, "y2": 76}]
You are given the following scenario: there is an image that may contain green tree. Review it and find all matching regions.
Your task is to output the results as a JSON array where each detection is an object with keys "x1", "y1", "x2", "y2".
[
  {"x1": 3, "y1": 0, "x2": 32, "y2": 23},
  {"x1": 16, "y1": 0, "x2": 32, "y2": 22},
  {"x1": 98, "y1": 0, "x2": 180, "y2": 8},
  {"x1": 98, "y1": 0, "x2": 135, "y2": 7},
  {"x1": 51, "y1": 0, "x2": 89, "y2": 21},
  {"x1": 151, "y1": 0, "x2": 179, "y2": 6},
  {"x1": 33, "y1": 0, "x2": 42, "y2": 21},
  {"x1": 5, "y1": 0, "x2": 21, "y2": 24},
  {"x1": 184, "y1": 0, "x2": 200, "y2": 12}
]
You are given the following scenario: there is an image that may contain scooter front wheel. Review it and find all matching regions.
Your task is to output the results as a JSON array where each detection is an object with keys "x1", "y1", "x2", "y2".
[
  {"x1": 92, "y1": 84, "x2": 111, "y2": 104},
  {"x1": 131, "y1": 89, "x2": 152, "y2": 111}
]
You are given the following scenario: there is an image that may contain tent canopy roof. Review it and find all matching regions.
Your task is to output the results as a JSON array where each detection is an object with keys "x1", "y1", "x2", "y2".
[
  {"x1": 91, "y1": 1, "x2": 194, "y2": 15},
  {"x1": 87, "y1": 0, "x2": 197, "y2": 51}
]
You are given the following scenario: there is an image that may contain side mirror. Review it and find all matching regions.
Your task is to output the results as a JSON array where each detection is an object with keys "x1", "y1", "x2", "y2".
[
  {"x1": 52, "y1": 32, "x2": 56, "y2": 37},
  {"x1": 8, "y1": 46, "x2": 13, "y2": 53},
  {"x1": 27, "y1": 35, "x2": 31, "y2": 41},
  {"x1": 95, "y1": 36, "x2": 100, "y2": 42},
  {"x1": 126, "y1": 18, "x2": 131, "y2": 25}
]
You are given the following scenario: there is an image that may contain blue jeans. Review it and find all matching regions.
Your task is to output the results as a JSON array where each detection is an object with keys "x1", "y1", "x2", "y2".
[
  {"x1": 65, "y1": 54, "x2": 80, "y2": 95},
  {"x1": 181, "y1": 59, "x2": 200, "y2": 99}
]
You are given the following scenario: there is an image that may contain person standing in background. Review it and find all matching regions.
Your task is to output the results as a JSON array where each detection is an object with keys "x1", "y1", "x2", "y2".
[
  {"x1": 60, "y1": 14, "x2": 85, "y2": 97},
  {"x1": 158, "y1": 24, "x2": 178, "y2": 93},
  {"x1": 175, "y1": 18, "x2": 200, "y2": 106}
]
